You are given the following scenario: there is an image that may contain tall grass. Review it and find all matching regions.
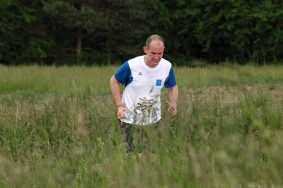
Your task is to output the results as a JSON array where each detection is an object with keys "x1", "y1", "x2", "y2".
[{"x1": 0, "y1": 64, "x2": 283, "y2": 187}]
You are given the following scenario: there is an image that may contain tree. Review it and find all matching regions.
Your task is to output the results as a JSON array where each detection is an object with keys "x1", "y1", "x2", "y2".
[
  {"x1": 1, "y1": 0, "x2": 282, "y2": 65},
  {"x1": 0, "y1": 0, "x2": 53, "y2": 64},
  {"x1": 43, "y1": 1, "x2": 102, "y2": 64}
]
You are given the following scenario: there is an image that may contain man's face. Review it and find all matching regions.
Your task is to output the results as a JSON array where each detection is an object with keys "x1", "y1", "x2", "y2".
[{"x1": 144, "y1": 40, "x2": 165, "y2": 68}]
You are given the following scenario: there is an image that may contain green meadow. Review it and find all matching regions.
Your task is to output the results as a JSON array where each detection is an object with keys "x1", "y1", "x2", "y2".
[{"x1": 0, "y1": 64, "x2": 283, "y2": 188}]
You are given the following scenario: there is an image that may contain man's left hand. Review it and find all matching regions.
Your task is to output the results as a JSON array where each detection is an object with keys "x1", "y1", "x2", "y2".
[{"x1": 166, "y1": 101, "x2": 177, "y2": 115}]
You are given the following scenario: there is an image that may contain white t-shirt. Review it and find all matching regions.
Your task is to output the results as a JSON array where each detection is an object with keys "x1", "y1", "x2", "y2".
[{"x1": 114, "y1": 55, "x2": 177, "y2": 125}]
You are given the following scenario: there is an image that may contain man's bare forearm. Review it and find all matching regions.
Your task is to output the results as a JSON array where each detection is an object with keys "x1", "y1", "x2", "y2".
[
  {"x1": 168, "y1": 85, "x2": 178, "y2": 106},
  {"x1": 110, "y1": 76, "x2": 123, "y2": 107}
]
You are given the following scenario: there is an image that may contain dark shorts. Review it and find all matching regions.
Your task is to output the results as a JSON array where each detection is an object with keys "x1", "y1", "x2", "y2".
[{"x1": 120, "y1": 121, "x2": 161, "y2": 153}]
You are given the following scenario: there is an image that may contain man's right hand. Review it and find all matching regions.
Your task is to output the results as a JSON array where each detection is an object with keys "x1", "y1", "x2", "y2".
[{"x1": 117, "y1": 106, "x2": 128, "y2": 119}]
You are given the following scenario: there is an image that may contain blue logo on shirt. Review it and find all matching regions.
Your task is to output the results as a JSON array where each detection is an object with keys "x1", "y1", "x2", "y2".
[{"x1": 156, "y1": 79, "x2": 162, "y2": 86}]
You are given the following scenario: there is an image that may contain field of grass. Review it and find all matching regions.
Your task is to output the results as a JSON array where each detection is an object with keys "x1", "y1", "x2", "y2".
[{"x1": 0, "y1": 64, "x2": 283, "y2": 188}]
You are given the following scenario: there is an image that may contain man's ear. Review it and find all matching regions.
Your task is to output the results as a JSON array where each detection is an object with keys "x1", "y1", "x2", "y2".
[{"x1": 143, "y1": 46, "x2": 147, "y2": 53}]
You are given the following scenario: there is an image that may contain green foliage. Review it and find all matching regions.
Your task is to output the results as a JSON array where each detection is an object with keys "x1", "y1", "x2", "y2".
[
  {"x1": 43, "y1": 1, "x2": 99, "y2": 31},
  {"x1": 0, "y1": 0, "x2": 282, "y2": 65},
  {"x1": 182, "y1": 0, "x2": 283, "y2": 63},
  {"x1": 0, "y1": 0, "x2": 53, "y2": 64}
]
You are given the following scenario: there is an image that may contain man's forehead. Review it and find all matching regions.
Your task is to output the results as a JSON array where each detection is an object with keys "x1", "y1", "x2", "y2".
[
  {"x1": 150, "y1": 39, "x2": 164, "y2": 46},
  {"x1": 149, "y1": 40, "x2": 165, "y2": 50}
]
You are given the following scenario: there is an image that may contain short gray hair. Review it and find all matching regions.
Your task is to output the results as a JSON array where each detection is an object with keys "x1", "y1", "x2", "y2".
[{"x1": 145, "y1": 34, "x2": 165, "y2": 48}]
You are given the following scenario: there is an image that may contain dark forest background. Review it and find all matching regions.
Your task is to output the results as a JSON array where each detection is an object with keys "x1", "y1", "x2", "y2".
[{"x1": 0, "y1": 0, "x2": 282, "y2": 66}]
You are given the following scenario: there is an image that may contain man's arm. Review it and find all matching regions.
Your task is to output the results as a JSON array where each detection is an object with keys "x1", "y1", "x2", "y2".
[
  {"x1": 110, "y1": 75, "x2": 127, "y2": 119},
  {"x1": 110, "y1": 75, "x2": 123, "y2": 107},
  {"x1": 166, "y1": 85, "x2": 178, "y2": 115}
]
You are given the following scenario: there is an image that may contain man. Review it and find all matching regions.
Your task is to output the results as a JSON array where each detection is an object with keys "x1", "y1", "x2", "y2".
[{"x1": 110, "y1": 34, "x2": 178, "y2": 152}]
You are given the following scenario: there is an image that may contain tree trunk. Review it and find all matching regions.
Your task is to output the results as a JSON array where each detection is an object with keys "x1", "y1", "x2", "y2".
[{"x1": 76, "y1": 28, "x2": 82, "y2": 63}]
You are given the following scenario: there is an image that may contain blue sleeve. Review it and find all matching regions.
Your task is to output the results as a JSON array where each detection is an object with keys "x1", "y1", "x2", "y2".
[
  {"x1": 114, "y1": 61, "x2": 132, "y2": 86},
  {"x1": 164, "y1": 67, "x2": 177, "y2": 88}
]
